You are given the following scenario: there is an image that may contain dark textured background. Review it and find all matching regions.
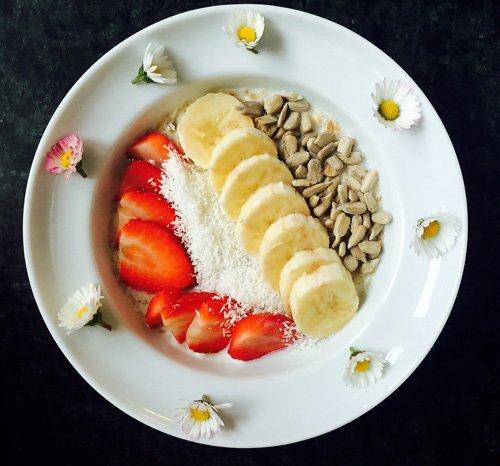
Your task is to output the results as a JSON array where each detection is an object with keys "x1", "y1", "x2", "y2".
[{"x1": 1, "y1": 0, "x2": 499, "y2": 464}]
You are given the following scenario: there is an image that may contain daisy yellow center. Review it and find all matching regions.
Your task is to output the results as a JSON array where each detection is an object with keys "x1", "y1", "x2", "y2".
[
  {"x1": 77, "y1": 306, "x2": 89, "y2": 318},
  {"x1": 238, "y1": 26, "x2": 257, "y2": 43},
  {"x1": 61, "y1": 151, "x2": 73, "y2": 168},
  {"x1": 422, "y1": 221, "x2": 440, "y2": 239},
  {"x1": 354, "y1": 359, "x2": 370, "y2": 372},
  {"x1": 190, "y1": 408, "x2": 210, "y2": 421},
  {"x1": 378, "y1": 100, "x2": 400, "y2": 121}
]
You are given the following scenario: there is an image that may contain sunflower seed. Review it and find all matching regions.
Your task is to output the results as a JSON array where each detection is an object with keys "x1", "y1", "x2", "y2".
[
  {"x1": 348, "y1": 189, "x2": 359, "y2": 202},
  {"x1": 313, "y1": 192, "x2": 333, "y2": 217},
  {"x1": 349, "y1": 165, "x2": 367, "y2": 178},
  {"x1": 362, "y1": 212, "x2": 372, "y2": 229},
  {"x1": 333, "y1": 212, "x2": 350, "y2": 238},
  {"x1": 364, "y1": 192, "x2": 378, "y2": 213},
  {"x1": 264, "y1": 124, "x2": 278, "y2": 138},
  {"x1": 351, "y1": 214, "x2": 363, "y2": 229},
  {"x1": 277, "y1": 103, "x2": 289, "y2": 127},
  {"x1": 323, "y1": 164, "x2": 339, "y2": 177},
  {"x1": 302, "y1": 181, "x2": 331, "y2": 198},
  {"x1": 343, "y1": 151, "x2": 364, "y2": 165},
  {"x1": 342, "y1": 173, "x2": 362, "y2": 191},
  {"x1": 255, "y1": 114, "x2": 278, "y2": 125},
  {"x1": 301, "y1": 132, "x2": 316, "y2": 147},
  {"x1": 286, "y1": 150, "x2": 310, "y2": 168},
  {"x1": 300, "y1": 114, "x2": 313, "y2": 133},
  {"x1": 338, "y1": 241, "x2": 347, "y2": 258},
  {"x1": 350, "y1": 245, "x2": 367, "y2": 263},
  {"x1": 315, "y1": 132, "x2": 336, "y2": 148},
  {"x1": 361, "y1": 258, "x2": 380, "y2": 274},
  {"x1": 369, "y1": 223, "x2": 384, "y2": 240},
  {"x1": 337, "y1": 137, "x2": 354, "y2": 158},
  {"x1": 325, "y1": 155, "x2": 344, "y2": 171},
  {"x1": 317, "y1": 142, "x2": 337, "y2": 160},
  {"x1": 264, "y1": 95, "x2": 284, "y2": 114},
  {"x1": 330, "y1": 207, "x2": 341, "y2": 222},
  {"x1": 295, "y1": 165, "x2": 308, "y2": 179},
  {"x1": 283, "y1": 134, "x2": 298, "y2": 155},
  {"x1": 281, "y1": 92, "x2": 303, "y2": 102},
  {"x1": 273, "y1": 127, "x2": 286, "y2": 140},
  {"x1": 292, "y1": 179, "x2": 316, "y2": 188},
  {"x1": 306, "y1": 138, "x2": 321, "y2": 154},
  {"x1": 343, "y1": 254, "x2": 359, "y2": 272},
  {"x1": 348, "y1": 225, "x2": 367, "y2": 249},
  {"x1": 288, "y1": 101, "x2": 311, "y2": 112},
  {"x1": 309, "y1": 194, "x2": 320, "y2": 208},
  {"x1": 358, "y1": 240, "x2": 382, "y2": 256},
  {"x1": 338, "y1": 184, "x2": 348, "y2": 204},
  {"x1": 307, "y1": 159, "x2": 324, "y2": 183},
  {"x1": 371, "y1": 211, "x2": 393, "y2": 224},
  {"x1": 283, "y1": 111, "x2": 300, "y2": 131},
  {"x1": 239, "y1": 101, "x2": 264, "y2": 116},
  {"x1": 361, "y1": 170, "x2": 378, "y2": 193},
  {"x1": 339, "y1": 201, "x2": 367, "y2": 215}
]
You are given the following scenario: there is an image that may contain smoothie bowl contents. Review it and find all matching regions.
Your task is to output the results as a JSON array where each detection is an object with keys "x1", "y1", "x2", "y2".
[{"x1": 110, "y1": 89, "x2": 392, "y2": 361}]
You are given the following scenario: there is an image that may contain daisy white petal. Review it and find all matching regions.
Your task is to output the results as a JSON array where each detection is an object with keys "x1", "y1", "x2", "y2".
[
  {"x1": 343, "y1": 347, "x2": 387, "y2": 389},
  {"x1": 224, "y1": 10, "x2": 265, "y2": 52},
  {"x1": 58, "y1": 284, "x2": 104, "y2": 334},
  {"x1": 132, "y1": 41, "x2": 177, "y2": 85},
  {"x1": 175, "y1": 395, "x2": 231, "y2": 440},
  {"x1": 371, "y1": 78, "x2": 422, "y2": 131},
  {"x1": 44, "y1": 134, "x2": 86, "y2": 181},
  {"x1": 410, "y1": 212, "x2": 460, "y2": 259}
]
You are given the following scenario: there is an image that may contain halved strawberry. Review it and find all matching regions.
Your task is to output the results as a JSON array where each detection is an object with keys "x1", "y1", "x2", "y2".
[
  {"x1": 118, "y1": 219, "x2": 196, "y2": 293},
  {"x1": 228, "y1": 313, "x2": 298, "y2": 361},
  {"x1": 185, "y1": 296, "x2": 234, "y2": 353},
  {"x1": 114, "y1": 188, "x2": 176, "y2": 246},
  {"x1": 145, "y1": 288, "x2": 182, "y2": 328},
  {"x1": 115, "y1": 160, "x2": 162, "y2": 201},
  {"x1": 161, "y1": 291, "x2": 218, "y2": 343},
  {"x1": 127, "y1": 132, "x2": 182, "y2": 166}
]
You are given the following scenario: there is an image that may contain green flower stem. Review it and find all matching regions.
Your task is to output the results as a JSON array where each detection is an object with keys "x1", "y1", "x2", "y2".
[
  {"x1": 247, "y1": 47, "x2": 258, "y2": 54},
  {"x1": 86, "y1": 310, "x2": 112, "y2": 331},
  {"x1": 75, "y1": 160, "x2": 87, "y2": 178},
  {"x1": 132, "y1": 65, "x2": 153, "y2": 84}
]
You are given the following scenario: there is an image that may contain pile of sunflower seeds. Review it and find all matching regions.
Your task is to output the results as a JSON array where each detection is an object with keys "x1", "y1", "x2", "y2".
[{"x1": 238, "y1": 94, "x2": 393, "y2": 275}]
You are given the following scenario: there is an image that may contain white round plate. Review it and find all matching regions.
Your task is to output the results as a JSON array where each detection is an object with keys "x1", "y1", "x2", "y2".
[{"x1": 23, "y1": 4, "x2": 467, "y2": 448}]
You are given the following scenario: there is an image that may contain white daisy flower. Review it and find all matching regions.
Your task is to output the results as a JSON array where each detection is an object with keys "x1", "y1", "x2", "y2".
[
  {"x1": 410, "y1": 212, "x2": 460, "y2": 259},
  {"x1": 132, "y1": 41, "x2": 177, "y2": 84},
  {"x1": 343, "y1": 347, "x2": 387, "y2": 389},
  {"x1": 175, "y1": 395, "x2": 232, "y2": 440},
  {"x1": 224, "y1": 10, "x2": 265, "y2": 53},
  {"x1": 372, "y1": 78, "x2": 422, "y2": 131},
  {"x1": 58, "y1": 284, "x2": 110, "y2": 334}
]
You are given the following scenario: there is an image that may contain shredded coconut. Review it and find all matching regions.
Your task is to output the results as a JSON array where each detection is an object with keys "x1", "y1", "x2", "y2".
[{"x1": 161, "y1": 155, "x2": 284, "y2": 314}]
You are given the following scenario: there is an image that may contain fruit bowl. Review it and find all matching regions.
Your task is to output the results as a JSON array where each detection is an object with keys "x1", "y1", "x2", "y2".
[{"x1": 23, "y1": 5, "x2": 467, "y2": 447}]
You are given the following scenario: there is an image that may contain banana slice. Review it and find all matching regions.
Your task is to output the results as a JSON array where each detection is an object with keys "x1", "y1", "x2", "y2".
[
  {"x1": 177, "y1": 93, "x2": 253, "y2": 169},
  {"x1": 221, "y1": 155, "x2": 293, "y2": 222},
  {"x1": 236, "y1": 183, "x2": 309, "y2": 256},
  {"x1": 289, "y1": 262, "x2": 359, "y2": 338},
  {"x1": 279, "y1": 248, "x2": 341, "y2": 313},
  {"x1": 258, "y1": 213, "x2": 329, "y2": 290},
  {"x1": 209, "y1": 127, "x2": 277, "y2": 193}
]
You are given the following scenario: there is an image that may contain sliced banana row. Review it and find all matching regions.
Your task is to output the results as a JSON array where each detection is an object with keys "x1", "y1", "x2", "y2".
[{"x1": 177, "y1": 92, "x2": 359, "y2": 337}]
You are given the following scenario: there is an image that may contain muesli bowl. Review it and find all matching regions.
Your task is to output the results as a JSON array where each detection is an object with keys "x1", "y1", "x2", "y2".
[
  {"x1": 92, "y1": 75, "x2": 399, "y2": 376},
  {"x1": 23, "y1": 5, "x2": 467, "y2": 447}
]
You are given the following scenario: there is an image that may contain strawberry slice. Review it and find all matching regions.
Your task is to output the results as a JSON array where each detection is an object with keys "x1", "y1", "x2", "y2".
[
  {"x1": 161, "y1": 291, "x2": 218, "y2": 343},
  {"x1": 145, "y1": 288, "x2": 182, "y2": 328},
  {"x1": 185, "y1": 296, "x2": 235, "y2": 353},
  {"x1": 115, "y1": 160, "x2": 162, "y2": 201},
  {"x1": 127, "y1": 132, "x2": 182, "y2": 166},
  {"x1": 228, "y1": 313, "x2": 298, "y2": 361},
  {"x1": 118, "y1": 219, "x2": 196, "y2": 293},
  {"x1": 114, "y1": 188, "x2": 176, "y2": 246}
]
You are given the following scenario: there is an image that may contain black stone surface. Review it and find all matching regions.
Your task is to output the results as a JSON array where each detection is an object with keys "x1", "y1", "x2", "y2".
[{"x1": 1, "y1": 1, "x2": 499, "y2": 464}]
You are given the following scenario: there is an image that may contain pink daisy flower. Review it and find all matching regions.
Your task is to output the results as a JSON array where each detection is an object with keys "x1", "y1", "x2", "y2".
[{"x1": 44, "y1": 134, "x2": 86, "y2": 181}]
